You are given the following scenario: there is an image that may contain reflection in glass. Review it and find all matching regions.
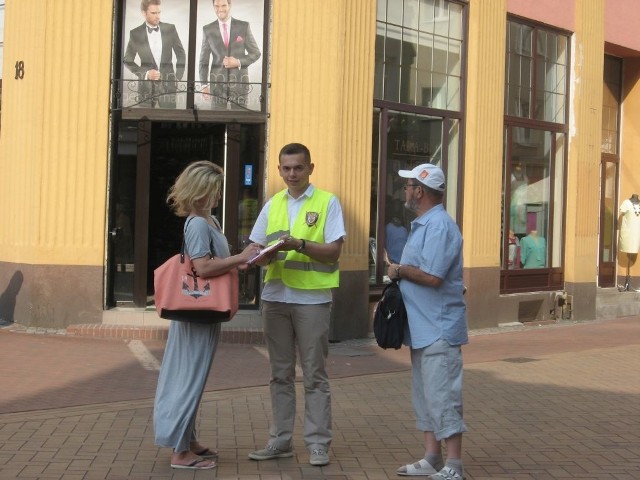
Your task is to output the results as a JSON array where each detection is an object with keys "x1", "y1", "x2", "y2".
[
  {"x1": 403, "y1": 0, "x2": 419, "y2": 30},
  {"x1": 387, "y1": 110, "x2": 442, "y2": 199},
  {"x1": 370, "y1": 110, "x2": 381, "y2": 283},
  {"x1": 370, "y1": 110, "x2": 443, "y2": 284},
  {"x1": 602, "y1": 56, "x2": 621, "y2": 154},
  {"x1": 601, "y1": 163, "x2": 616, "y2": 262},
  {"x1": 551, "y1": 133, "x2": 564, "y2": 268},
  {"x1": 600, "y1": 56, "x2": 622, "y2": 271},
  {"x1": 446, "y1": 119, "x2": 460, "y2": 216},
  {"x1": 238, "y1": 189, "x2": 259, "y2": 304},
  {"x1": 503, "y1": 128, "x2": 555, "y2": 269},
  {"x1": 372, "y1": 1, "x2": 465, "y2": 284},
  {"x1": 384, "y1": 199, "x2": 409, "y2": 264},
  {"x1": 376, "y1": 0, "x2": 387, "y2": 22},
  {"x1": 375, "y1": 0, "x2": 463, "y2": 111},
  {"x1": 112, "y1": 123, "x2": 138, "y2": 303},
  {"x1": 505, "y1": 20, "x2": 568, "y2": 124}
]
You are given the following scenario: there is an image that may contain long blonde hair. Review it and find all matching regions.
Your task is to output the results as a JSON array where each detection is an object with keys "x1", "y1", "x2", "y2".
[{"x1": 167, "y1": 161, "x2": 224, "y2": 217}]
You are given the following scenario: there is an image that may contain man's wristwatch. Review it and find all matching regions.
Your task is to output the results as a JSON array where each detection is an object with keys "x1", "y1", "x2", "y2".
[
  {"x1": 296, "y1": 239, "x2": 306, "y2": 252},
  {"x1": 395, "y1": 265, "x2": 401, "y2": 279}
]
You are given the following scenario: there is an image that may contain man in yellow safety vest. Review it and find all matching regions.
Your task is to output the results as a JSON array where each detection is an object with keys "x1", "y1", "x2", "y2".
[{"x1": 248, "y1": 142, "x2": 346, "y2": 467}]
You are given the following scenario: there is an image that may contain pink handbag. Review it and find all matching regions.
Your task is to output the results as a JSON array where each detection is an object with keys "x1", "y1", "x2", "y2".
[{"x1": 153, "y1": 226, "x2": 239, "y2": 322}]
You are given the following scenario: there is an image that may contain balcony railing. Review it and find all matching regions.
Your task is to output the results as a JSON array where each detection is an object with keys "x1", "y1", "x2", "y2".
[{"x1": 112, "y1": 77, "x2": 266, "y2": 115}]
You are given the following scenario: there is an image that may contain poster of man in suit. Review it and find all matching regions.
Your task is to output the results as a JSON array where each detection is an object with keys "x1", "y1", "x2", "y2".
[
  {"x1": 197, "y1": 0, "x2": 264, "y2": 111},
  {"x1": 122, "y1": 0, "x2": 188, "y2": 109}
]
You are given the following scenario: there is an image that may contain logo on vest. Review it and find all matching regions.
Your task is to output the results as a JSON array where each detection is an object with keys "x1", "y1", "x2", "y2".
[{"x1": 305, "y1": 211, "x2": 320, "y2": 227}]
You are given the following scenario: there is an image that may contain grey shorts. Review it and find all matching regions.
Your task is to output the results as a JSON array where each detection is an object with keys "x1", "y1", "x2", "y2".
[{"x1": 411, "y1": 338, "x2": 468, "y2": 440}]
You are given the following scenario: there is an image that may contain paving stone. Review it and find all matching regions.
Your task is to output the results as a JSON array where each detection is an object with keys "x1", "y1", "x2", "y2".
[{"x1": 1, "y1": 318, "x2": 639, "y2": 478}]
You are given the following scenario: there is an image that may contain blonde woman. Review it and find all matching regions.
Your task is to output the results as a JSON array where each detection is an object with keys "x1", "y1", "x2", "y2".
[{"x1": 153, "y1": 160, "x2": 259, "y2": 470}]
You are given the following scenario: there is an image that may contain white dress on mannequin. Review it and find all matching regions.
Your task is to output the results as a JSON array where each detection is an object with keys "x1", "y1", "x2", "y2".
[{"x1": 619, "y1": 197, "x2": 640, "y2": 253}]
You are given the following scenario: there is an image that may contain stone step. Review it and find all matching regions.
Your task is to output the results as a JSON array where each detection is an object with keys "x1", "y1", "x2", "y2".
[{"x1": 596, "y1": 288, "x2": 640, "y2": 319}]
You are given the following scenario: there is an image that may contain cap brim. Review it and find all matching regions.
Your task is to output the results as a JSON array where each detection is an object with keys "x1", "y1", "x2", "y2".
[{"x1": 398, "y1": 170, "x2": 415, "y2": 178}]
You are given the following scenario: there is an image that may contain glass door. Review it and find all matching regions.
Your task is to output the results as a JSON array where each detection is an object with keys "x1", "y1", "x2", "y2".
[
  {"x1": 108, "y1": 122, "x2": 138, "y2": 305},
  {"x1": 599, "y1": 56, "x2": 621, "y2": 288},
  {"x1": 106, "y1": 121, "x2": 264, "y2": 308},
  {"x1": 598, "y1": 158, "x2": 618, "y2": 287}
]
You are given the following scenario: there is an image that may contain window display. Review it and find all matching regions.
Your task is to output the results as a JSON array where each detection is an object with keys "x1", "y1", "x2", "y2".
[{"x1": 501, "y1": 20, "x2": 568, "y2": 290}]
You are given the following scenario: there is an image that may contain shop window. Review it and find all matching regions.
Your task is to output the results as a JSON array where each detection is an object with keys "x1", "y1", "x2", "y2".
[
  {"x1": 371, "y1": 0, "x2": 466, "y2": 286},
  {"x1": 505, "y1": 21, "x2": 567, "y2": 124},
  {"x1": 375, "y1": 0, "x2": 463, "y2": 110},
  {"x1": 501, "y1": 19, "x2": 569, "y2": 292},
  {"x1": 601, "y1": 56, "x2": 621, "y2": 155}
]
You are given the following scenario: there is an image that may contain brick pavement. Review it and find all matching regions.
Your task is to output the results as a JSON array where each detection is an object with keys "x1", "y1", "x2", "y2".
[{"x1": 0, "y1": 317, "x2": 639, "y2": 479}]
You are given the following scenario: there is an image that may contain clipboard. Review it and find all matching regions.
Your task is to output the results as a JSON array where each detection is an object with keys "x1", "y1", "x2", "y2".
[{"x1": 247, "y1": 239, "x2": 286, "y2": 265}]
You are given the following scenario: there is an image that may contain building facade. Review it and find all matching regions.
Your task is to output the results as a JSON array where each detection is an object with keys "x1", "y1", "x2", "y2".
[{"x1": 0, "y1": 0, "x2": 639, "y2": 336}]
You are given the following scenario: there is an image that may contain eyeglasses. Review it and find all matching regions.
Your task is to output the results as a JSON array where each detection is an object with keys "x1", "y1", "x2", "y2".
[{"x1": 403, "y1": 183, "x2": 421, "y2": 191}]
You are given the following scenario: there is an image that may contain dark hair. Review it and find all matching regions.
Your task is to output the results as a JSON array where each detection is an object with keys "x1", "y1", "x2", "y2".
[{"x1": 279, "y1": 143, "x2": 311, "y2": 164}]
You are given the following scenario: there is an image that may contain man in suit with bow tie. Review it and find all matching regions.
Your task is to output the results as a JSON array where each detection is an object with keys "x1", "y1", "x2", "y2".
[
  {"x1": 123, "y1": 0, "x2": 186, "y2": 108},
  {"x1": 198, "y1": 0, "x2": 261, "y2": 109}
]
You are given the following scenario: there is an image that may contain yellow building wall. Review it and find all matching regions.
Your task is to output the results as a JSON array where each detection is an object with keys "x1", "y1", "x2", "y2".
[
  {"x1": 267, "y1": 0, "x2": 375, "y2": 272},
  {"x1": 463, "y1": 0, "x2": 507, "y2": 268},
  {"x1": 0, "y1": 0, "x2": 113, "y2": 266},
  {"x1": 564, "y1": 0, "x2": 604, "y2": 284}
]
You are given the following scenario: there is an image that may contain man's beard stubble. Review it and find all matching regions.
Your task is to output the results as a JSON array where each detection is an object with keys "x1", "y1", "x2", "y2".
[{"x1": 404, "y1": 197, "x2": 419, "y2": 213}]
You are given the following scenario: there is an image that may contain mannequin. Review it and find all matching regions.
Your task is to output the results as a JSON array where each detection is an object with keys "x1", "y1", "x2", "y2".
[
  {"x1": 520, "y1": 229, "x2": 546, "y2": 268},
  {"x1": 618, "y1": 194, "x2": 640, "y2": 291}
]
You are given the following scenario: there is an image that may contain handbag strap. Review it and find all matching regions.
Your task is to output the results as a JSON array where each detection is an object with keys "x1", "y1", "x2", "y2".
[{"x1": 181, "y1": 216, "x2": 216, "y2": 264}]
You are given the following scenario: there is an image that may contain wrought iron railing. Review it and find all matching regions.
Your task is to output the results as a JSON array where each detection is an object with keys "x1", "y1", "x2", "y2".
[{"x1": 111, "y1": 77, "x2": 265, "y2": 113}]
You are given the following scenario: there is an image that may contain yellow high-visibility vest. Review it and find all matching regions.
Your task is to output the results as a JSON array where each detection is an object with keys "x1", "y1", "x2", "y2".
[{"x1": 265, "y1": 188, "x2": 340, "y2": 289}]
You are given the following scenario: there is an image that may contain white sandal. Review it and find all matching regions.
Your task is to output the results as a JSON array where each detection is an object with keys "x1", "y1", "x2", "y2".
[{"x1": 397, "y1": 458, "x2": 438, "y2": 476}]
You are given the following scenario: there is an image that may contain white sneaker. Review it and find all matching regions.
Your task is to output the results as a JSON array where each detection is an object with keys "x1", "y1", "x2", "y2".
[
  {"x1": 247, "y1": 445, "x2": 294, "y2": 461},
  {"x1": 309, "y1": 448, "x2": 329, "y2": 466}
]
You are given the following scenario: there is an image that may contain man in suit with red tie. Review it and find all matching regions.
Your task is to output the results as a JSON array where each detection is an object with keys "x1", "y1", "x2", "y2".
[
  {"x1": 123, "y1": 0, "x2": 186, "y2": 108},
  {"x1": 198, "y1": 0, "x2": 261, "y2": 109}
]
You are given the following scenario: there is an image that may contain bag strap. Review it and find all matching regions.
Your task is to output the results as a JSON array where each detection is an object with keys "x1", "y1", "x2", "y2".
[
  {"x1": 180, "y1": 217, "x2": 194, "y2": 264},
  {"x1": 208, "y1": 216, "x2": 220, "y2": 258},
  {"x1": 181, "y1": 216, "x2": 217, "y2": 264}
]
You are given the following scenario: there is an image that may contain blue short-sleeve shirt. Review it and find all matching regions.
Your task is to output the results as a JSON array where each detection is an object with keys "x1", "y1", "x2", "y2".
[{"x1": 399, "y1": 204, "x2": 468, "y2": 349}]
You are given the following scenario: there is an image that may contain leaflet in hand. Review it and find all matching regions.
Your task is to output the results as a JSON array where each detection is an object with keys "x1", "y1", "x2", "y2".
[{"x1": 247, "y1": 239, "x2": 286, "y2": 265}]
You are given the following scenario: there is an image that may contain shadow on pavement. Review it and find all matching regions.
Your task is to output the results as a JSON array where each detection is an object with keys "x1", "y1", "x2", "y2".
[{"x1": 0, "y1": 334, "x2": 411, "y2": 415}]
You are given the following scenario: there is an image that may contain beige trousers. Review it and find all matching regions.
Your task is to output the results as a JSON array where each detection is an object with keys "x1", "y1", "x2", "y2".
[{"x1": 262, "y1": 301, "x2": 332, "y2": 451}]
